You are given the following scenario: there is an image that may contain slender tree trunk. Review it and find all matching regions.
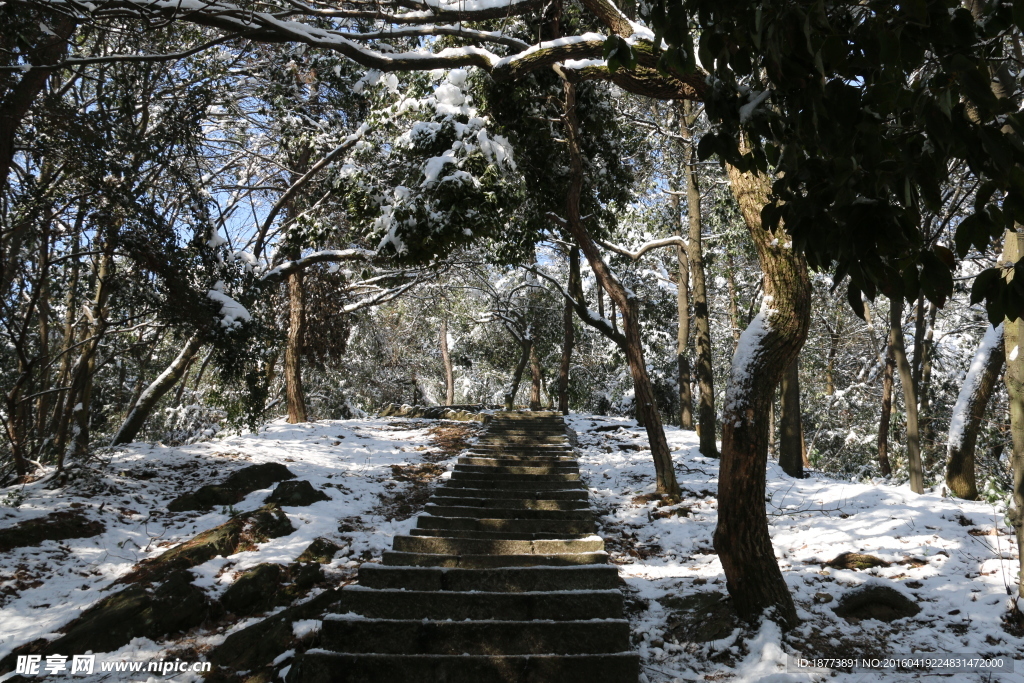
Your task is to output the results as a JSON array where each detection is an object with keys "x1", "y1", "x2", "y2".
[
  {"x1": 285, "y1": 267, "x2": 307, "y2": 423},
  {"x1": 529, "y1": 344, "x2": 543, "y2": 411},
  {"x1": 681, "y1": 101, "x2": 717, "y2": 457},
  {"x1": 558, "y1": 248, "x2": 579, "y2": 415},
  {"x1": 778, "y1": 356, "x2": 803, "y2": 478},
  {"x1": 768, "y1": 398, "x2": 776, "y2": 458},
  {"x1": 878, "y1": 324, "x2": 896, "y2": 476},
  {"x1": 504, "y1": 340, "x2": 532, "y2": 410},
  {"x1": 825, "y1": 328, "x2": 839, "y2": 396},
  {"x1": 67, "y1": 245, "x2": 113, "y2": 463},
  {"x1": 946, "y1": 324, "x2": 1004, "y2": 500},
  {"x1": 1001, "y1": 230, "x2": 1024, "y2": 601},
  {"x1": 49, "y1": 217, "x2": 82, "y2": 454},
  {"x1": 35, "y1": 223, "x2": 51, "y2": 446},
  {"x1": 676, "y1": 243, "x2": 695, "y2": 429},
  {"x1": 920, "y1": 303, "x2": 939, "y2": 466},
  {"x1": 890, "y1": 297, "x2": 924, "y2": 493},
  {"x1": 562, "y1": 80, "x2": 680, "y2": 499},
  {"x1": 726, "y1": 251, "x2": 742, "y2": 353},
  {"x1": 714, "y1": 158, "x2": 810, "y2": 629},
  {"x1": 111, "y1": 335, "x2": 204, "y2": 445},
  {"x1": 441, "y1": 316, "x2": 455, "y2": 405}
]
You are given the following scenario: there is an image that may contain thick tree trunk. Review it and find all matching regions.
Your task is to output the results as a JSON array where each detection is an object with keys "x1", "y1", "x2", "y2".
[
  {"x1": 529, "y1": 344, "x2": 543, "y2": 411},
  {"x1": 111, "y1": 335, "x2": 204, "y2": 446},
  {"x1": 714, "y1": 159, "x2": 810, "y2": 629},
  {"x1": 557, "y1": 248, "x2": 579, "y2": 415},
  {"x1": 946, "y1": 324, "x2": 1004, "y2": 500},
  {"x1": 1001, "y1": 230, "x2": 1024, "y2": 601},
  {"x1": 441, "y1": 316, "x2": 455, "y2": 405},
  {"x1": 562, "y1": 80, "x2": 679, "y2": 498},
  {"x1": 890, "y1": 298, "x2": 924, "y2": 493},
  {"x1": 285, "y1": 268, "x2": 307, "y2": 423},
  {"x1": 504, "y1": 340, "x2": 532, "y2": 410},
  {"x1": 778, "y1": 357, "x2": 803, "y2": 478},
  {"x1": 681, "y1": 101, "x2": 717, "y2": 457}
]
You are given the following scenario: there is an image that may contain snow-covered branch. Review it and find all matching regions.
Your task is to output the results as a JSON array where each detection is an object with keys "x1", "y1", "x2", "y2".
[
  {"x1": 261, "y1": 248, "x2": 377, "y2": 280},
  {"x1": 597, "y1": 236, "x2": 687, "y2": 261}
]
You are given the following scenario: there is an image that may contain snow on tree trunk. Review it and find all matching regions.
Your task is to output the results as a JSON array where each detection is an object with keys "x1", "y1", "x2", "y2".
[
  {"x1": 111, "y1": 334, "x2": 204, "y2": 446},
  {"x1": 714, "y1": 159, "x2": 811, "y2": 629},
  {"x1": 945, "y1": 323, "x2": 1004, "y2": 499}
]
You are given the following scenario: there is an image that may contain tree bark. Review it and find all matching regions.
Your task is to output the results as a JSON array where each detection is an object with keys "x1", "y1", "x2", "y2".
[
  {"x1": 529, "y1": 343, "x2": 543, "y2": 411},
  {"x1": 714, "y1": 158, "x2": 810, "y2": 629},
  {"x1": 441, "y1": 316, "x2": 455, "y2": 405},
  {"x1": 919, "y1": 303, "x2": 939, "y2": 467},
  {"x1": 557, "y1": 248, "x2": 579, "y2": 415},
  {"x1": 1001, "y1": 229, "x2": 1024, "y2": 601},
  {"x1": 504, "y1": 339, "x2": 532, "y2": 410},
  {"x1": 946, "y1": 324, "x2": 1004, "y2": 500},
  {"x1": 680, "y1": 101, "x2": 717, "y2": 457},
  {"x1": 111, "y1": 334, "x2": 204, "y2": 445},
  {"x1": 778, "y1": 356, "x2": 803, "y2": 478},
  {"x1": 562, "y1": 79, "x2": 680, "y2": 498},
  {"x1": 675, "y1": 237, "x2": 695, "y2": 430},
  {"x1": 890, "y1": 297, "x2": 925, "y2": 493},
  {"x1": 878, "y1": 323, "x2": 896, "y2": 477},
  {"x1": 285, "y1": 267, "x2": 307, "y2": 423},
  {"x1": 726, "y1": 251, "x2": 742, "y2": 353}
]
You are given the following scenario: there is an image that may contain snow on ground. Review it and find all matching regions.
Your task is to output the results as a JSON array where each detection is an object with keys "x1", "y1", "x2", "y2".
[
  {"x1": 2, "y1": 413, "x2": 1023, "y2": 682},
  {"x1": 569, "y1": 414, "x2": 1024, "y2": 682},
  {"x1": 0, "y1": 417, "x2": 457, "y2": 679}
]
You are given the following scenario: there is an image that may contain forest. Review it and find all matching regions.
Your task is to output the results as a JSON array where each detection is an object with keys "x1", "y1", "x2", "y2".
[{"x1": 2, "y1": 0, "x2": 1024, "y2": 681}]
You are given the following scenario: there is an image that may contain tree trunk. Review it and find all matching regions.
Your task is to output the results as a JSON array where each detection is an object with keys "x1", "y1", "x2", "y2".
[
  {"x1": 890, "y1": 297, "x2": 924, "y2": 493},
  {"x1": 946, "y1": 323, "x2": 1004, "y2": 500},
  {"x1": 714, "y1": 159, "x2": 810, "y2": 629},
  {"x1": 919, "y1": 303, "x2": 939, "y2": 467},
  {"x1": 562, "y1": 80, "x2": 680, "y2": 499},
  {"x1": 680, "y1": 101, "x2": 717, "y2": 457},
  {"x1": 111, "y1": 335, "x2": 204, "y2": 445},
  {"x1": 557, "y1": 248, "x2": 579, "y2": 415},
  {"x1": 676, "y1": 242, "x2": 695, "y2": 430},
  {"x1": 825, "y1": 327, "x2": 839, "y2": 396},
  {"x1": 529, "y1": 344, "x2": 543, "y2": 411},
  {"x1": 778, "y1": 356, "x2": 803, "y2": 478},
  {"x1": 726, "y1": 251, "x2": 742, "y2": 353},
  {"x1": 504, "y1": 339, "x2": 532, "y2": 410},
  {"x1": 285, "y1": 267, "x2": 307, "y2": 423},
  {"x1": 1001, "y1": 230, "x2": 1024, "y2": 602},
  {"x1": 441, "y1": 316, "x2": 455, "y2": 405},
  {"x1": 878, "y1": 324, "x2": 896, "y2": 477}
]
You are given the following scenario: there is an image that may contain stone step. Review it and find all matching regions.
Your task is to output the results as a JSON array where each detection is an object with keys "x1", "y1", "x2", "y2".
[
  {"x1": 441, "y1": 479, "x2": 585, "y2": 490},
  {"x1": 431, "y1": 487, "x2": 588, "y2": 500},
  {"x1": 334, "y1": 588, "x2": 623, "y2": 621},
  {"x1": 453, "y1": 464, "x2": 580, "y2": 475},
  {"x1": 450, "y1": 471, "x2": 581, "y2": 482},
  {"x1": 356, "y1": 564, "x2": 621, "y2": 592},
  {"x1": 427, "y1": 497, "x2": 590, "y2": 510},
  {"x1": 393, "y1": 535, "x2": 604, "y2": 555},
  {"x1": 291, "y1": 651, "x2": 640, "y2": 683},
  {"x1": 381, "y1": 551, "x2": 608, "y2": 568},
  {"x1": 318, "y1": 617, "x2": 631, "y2": 655},
  {"x1": 425, "y1": 505, "x2": 593, "y2": 519},
  {"x1": 476, "y1": 438, "x2": 569, "y2": 446},
  {"x1": 408, "y1": 528, "x2": 591, "y2": 541},
  {"x1": 417, "y1": 516, "x2": 596, "y2": 535},
  {"x1": 458, "y1": 456, "x2": 577, "y2": 466},
  {"x1": 467, "y1": 446, "x2": 574, "y2": 454}
]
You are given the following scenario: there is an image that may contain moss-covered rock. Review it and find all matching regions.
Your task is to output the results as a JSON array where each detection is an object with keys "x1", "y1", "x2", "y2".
[
  {"x1": 296, "y1": 537, "x2": 342, "y2": 564},
  {"x1": 265, "y1": 480, "x2": 329, "y2": 507},
  {"x1": 168, "y1": 463, "x2": 295, "y2": 512},
  {"x1": 222, "y1": 564, "x2": 283, "y2": 615},
  {"x1": 121, "y1": 504, "x2": 294, "y2": 586},
  {"x1": 0, "y1": 511, "x2": 105, "y2": 552},
  {"x1": 660, "y1": 591, "x2": 738, "y2": 643},
  {"x1": 833, "y1": 584, "x2": 921, "y2": 622},
  {"x1": 826, "y1": 552, "x2": 891, "y2": 570}
]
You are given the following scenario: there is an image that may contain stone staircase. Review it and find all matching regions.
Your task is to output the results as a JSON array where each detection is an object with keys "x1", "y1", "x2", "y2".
[{"x1": 289, "y1": 411, "x2": 638, "y2": 682}]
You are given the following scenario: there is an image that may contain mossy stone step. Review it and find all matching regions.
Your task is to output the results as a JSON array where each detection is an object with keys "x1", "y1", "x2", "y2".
[
  {"x1": 450, "y1": 470, "x2": 581, "y2": 481},
  {"x1": 432, "y1": 487, "x2": 588, "y2": 500},
  {"x1": 417, "y1": 516, "x2": 596, "y2": 535},
  {"x1": 441, "y1": 479, "x2": 585, "y2": 490},
  {"x1": 333, "y1": 588, "x2": 623, "y2": 621},
  {"x1": 408, "y1": 528, "x2": 592, "y2": 541},
  {"x1": 356, "y1": 564, "x2": 621, "y2": 592},
  {"x1": 424, "y1": 505, "x2": 593, "y2": 520},
  {"x1": 458, "y1": 456, "x2": 577, "y2": 466},
  {"x1": 393, "y1": 535, "x2": 603, "y2": 555},
  {"x1": 381, "y1": 551, "x2": 609, "y2": 568},
  {"x1": 453, "y1": 464, "x2": 580, "y2": 475}
]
